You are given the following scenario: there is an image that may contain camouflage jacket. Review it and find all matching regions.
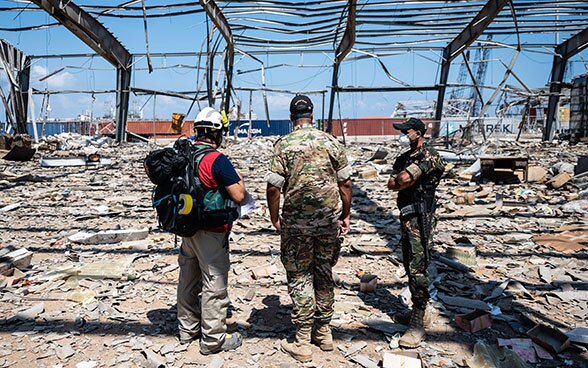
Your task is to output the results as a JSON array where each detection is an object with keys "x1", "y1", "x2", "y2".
[
  {"x1": 391, "y1": 144, "x2": 445, "y2": 210},
  {"x1": 266, "y1": 126, "x2": 351, "y2": 233}
]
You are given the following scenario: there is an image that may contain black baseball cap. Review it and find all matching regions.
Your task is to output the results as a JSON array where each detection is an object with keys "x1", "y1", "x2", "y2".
[
  {"x1": 290, "y1": 95, "x2": 313, "y2": 117},
  {"x1": 393, "y1": 117, "x2": 426, "y2": 135}
]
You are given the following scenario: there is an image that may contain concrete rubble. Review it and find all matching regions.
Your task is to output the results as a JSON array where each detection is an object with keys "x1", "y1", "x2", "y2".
[{"x1": 0, "y1": 134, "x2": 587, "y2": 367}]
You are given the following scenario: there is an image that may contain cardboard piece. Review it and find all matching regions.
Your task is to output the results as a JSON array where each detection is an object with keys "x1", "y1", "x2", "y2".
[
  {"x1": 498, "y1": 338, "x2": 537, "y2": 363},
  {"x1": 251, "y1": 264, "x2": 278, "y2": 279},
  {"x1": 548, "y1": 172, "x2": 572, "y2": 189},
  {"x1": 533, "y1": 231, "x2": 588, "y2": 254},
  {"x1": 359, "y1": 168, "x2": 378, "y2": 179},
  {"x1": 382, "y1": 351, "x2": 422, "y2": 368},
  {"x1": 527, "y1": 166, "x2": 548, "y2": 182},
  {"x1": 455, "y1": 309, "x2": 492, "y2": 332},
  {"x1": 527, "y1": 324, "x2": 571, "y2": 353}
]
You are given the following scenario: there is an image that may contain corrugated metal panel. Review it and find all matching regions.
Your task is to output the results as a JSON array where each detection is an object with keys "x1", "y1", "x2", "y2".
[
  {"x1": 331, "y1": 118, "x2": 434, "y2": 136},
  {"x1": 26, "y1": 122, "x2": 93, "y2": 136}
]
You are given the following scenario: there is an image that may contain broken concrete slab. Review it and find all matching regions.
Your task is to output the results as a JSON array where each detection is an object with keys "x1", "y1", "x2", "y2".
[
  {"x1": 438, "y1": 293, "x2": 491, "y2": 311},
  {"x1": 141, "y1": 348, "x2": 165, "y2": 368},
  {"x1": 56, "y1": 343, "x2": 75, "y2": 360},
  {"x1": 40, "y1": 156, "x2": 112, "y2": 168},
  {"x1": 206, "y1": 355, "x2": 224, "y2": 368},
  {"x1": 0, "y1": 247, "x2": 33, "y2": 273},
  {"x1": 351, "y1": 354, "x2": 379, "y2": 368},
  {"x1": 363, "y1": 319, "x2": 408, "y2": 336},
  {"x1": 566, "y1": 327, "x2": 588, "y2": 344},
  {"x1": 343, "y1": 341, "x2": 367, "y2": 357},
  {"x1": 68, "y1": 228, "x2": 149, "y2": 244},
  {"x1": 14, "y1": 302, "x2": 44, "y2": 320}
]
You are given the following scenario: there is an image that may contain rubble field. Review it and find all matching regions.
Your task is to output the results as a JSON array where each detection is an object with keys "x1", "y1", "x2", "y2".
[{"x1": 0, "y1": 134, "x2": 587, "y2": 368}]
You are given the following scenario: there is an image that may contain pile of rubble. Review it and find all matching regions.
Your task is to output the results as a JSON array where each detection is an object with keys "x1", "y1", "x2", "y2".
[{"x1": 0, "y1": 134, "x2": 586, "y2": 368}]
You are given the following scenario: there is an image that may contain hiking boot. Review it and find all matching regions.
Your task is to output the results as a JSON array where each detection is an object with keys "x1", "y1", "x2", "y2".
[
  {"x1": 394, "y1": 304, "x2": 437, "y2": 327},
  {"x1": 200, "y1": 332, "x2": 243, "y2": 355},
  {"x1": 280, "y1": 326, "x2": 312, "y2": 362},
  {"x1": 399, "y1": 308, "x2": 426, "y2": 349},
  {"x1": 178, "y1": 329, "x2": 201, "y2": 345},
  {"x1": 311, "y1": 324, "x2": 334, "y2": 351}
]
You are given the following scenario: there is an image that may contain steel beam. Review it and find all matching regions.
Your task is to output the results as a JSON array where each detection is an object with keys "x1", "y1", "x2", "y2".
[
  {"x1": 543, "y1": 27, "x2": 588, "y2": 141},
  {"x1": 30, "y1": 0, "x2": 131, "y2": 68},
  {"x1": 199, "y1": 0, "x2": 234, "y2": 114},
  {"x1": 0, "y1": 39, "x2": 30, "y2": 134},
  {"x1": 30, "y1": 0, "x2": 132, "y2": 142},
  {"x1": 433, "y1": 0, "x2": 509, "y2": 137},
  {"x1": 115, "y1": 65, "x2": 132, "y2": 143},
  {"x1": 327, "y1": 0, "x2": 357, "y2": 132},
  {"x1": 334, "y1": 86, "x2": 439, "y2": 93},
  {"x1": 17, "y1": 56, "x2": 30, "y2": 134}
]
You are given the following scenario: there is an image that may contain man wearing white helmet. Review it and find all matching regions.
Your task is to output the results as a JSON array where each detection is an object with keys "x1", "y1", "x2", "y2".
[{"x1": 176, "y1": 107, "x2": 246, "y2": 354}]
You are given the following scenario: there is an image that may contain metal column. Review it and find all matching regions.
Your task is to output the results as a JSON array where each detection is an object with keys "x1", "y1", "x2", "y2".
[
  {"x1": 327, "y1": 0, "x2": 357, "y2": 133},
  {"x1": 543, "y1": 27, "x2": 588, "y2": 141},
  {"x1": 115, "y1": 64, "x2": 132, "y2": 143},
  {"x1": 30, "y1": 0, "x2": 132, "y2": 143}
]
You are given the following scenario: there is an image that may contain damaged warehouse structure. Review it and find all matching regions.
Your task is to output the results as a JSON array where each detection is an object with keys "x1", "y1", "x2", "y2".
[{"x1": 0, "y1": 1, "x2": 587, "y2": 367}]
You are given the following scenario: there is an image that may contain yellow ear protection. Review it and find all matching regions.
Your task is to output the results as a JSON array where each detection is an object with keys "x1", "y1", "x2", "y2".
[{"x1": 178, "y1": 194, "x2": 193, "y2": 215}]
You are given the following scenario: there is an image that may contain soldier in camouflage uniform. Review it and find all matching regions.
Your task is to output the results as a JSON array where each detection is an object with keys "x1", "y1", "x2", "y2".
[
  {"x1": 266, "y1": 95, "x2": 352, "y2": 362},
  {"x1": 388, "y1": 118, "x2": 445, "y2": 348}
]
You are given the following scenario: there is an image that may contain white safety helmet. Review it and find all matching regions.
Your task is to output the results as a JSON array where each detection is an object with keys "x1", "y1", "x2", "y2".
[{"x1": 193, "y1": 107, "x2": 228, "y2": 132}]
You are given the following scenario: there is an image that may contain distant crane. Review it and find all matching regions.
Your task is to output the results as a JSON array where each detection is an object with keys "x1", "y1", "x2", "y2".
[{"x1": 447, "y1": 36, "x2": 492, "y2": 117}]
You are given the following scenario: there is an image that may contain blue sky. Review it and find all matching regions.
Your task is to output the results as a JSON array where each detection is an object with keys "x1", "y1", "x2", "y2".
[{"x1": 0, "y1": 2, "x2": 584, "y2": 122}]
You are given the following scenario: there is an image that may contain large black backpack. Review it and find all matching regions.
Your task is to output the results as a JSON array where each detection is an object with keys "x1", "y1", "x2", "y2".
[{"x1": 144, "y1": 139, "x2": 238, "y2": 237}]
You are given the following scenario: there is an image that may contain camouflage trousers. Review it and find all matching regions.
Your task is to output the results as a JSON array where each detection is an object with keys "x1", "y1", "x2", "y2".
[
  {"x1": 400, "y1": 213, "x2": 437, "y2": 308},
  {"x1": 280, "y1": 229, "x2": 342, "y2": 329}
]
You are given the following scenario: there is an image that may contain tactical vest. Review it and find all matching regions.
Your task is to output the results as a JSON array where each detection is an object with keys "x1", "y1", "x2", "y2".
[{"x1": 397, "y1": 148, "x2": 443, "y2": 213}]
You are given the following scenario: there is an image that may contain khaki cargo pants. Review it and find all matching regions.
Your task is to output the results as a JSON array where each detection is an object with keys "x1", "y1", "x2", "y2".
[{"x1": 177, "y1": 230, "x2": 230, "y2": 353}]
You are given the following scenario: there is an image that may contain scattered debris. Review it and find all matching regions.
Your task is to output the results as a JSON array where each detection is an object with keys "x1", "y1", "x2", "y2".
[
  {"x1": 455, "y1": 310, "x2": 492, "y2": 333},
  {"x1": 527, "y1": 323, "x2": 571, "y2": 353},
  {"x1": 0, "y1": 136, "x2": 586, "y2": 367}
]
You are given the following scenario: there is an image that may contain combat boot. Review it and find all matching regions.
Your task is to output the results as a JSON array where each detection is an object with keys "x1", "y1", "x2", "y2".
[
  {"x1": 311, "y1": 323, "x2": 334, "y2": 351},
  {"x1": 399, "y1": 308, "x2": 426, "y2": 348},
  {"x1": 394, "y1": 304, "x2": 437, "y2": 327},
  {"x1": 280, "y1": 326, "x2": 313, "y2": 362}
]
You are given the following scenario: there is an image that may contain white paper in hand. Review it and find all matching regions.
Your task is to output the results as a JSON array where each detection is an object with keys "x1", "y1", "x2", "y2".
[{"x1": 238, "y1": 191, "x2": 256, "y2": 218}]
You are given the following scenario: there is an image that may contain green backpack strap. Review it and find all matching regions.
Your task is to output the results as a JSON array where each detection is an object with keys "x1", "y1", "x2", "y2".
[{"x1": 192, "y1": 145, "x2": 215, "y2": 189}]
